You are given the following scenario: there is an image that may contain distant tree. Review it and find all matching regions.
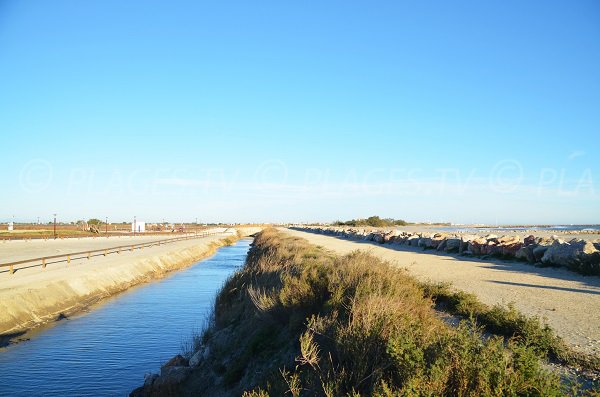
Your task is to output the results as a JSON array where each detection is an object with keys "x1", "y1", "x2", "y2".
[
  {"x1": 87, "y1": 218, "x2": 102, "y2": 226},
  {"x1": 333, "y1": 216, "x2": 409, "y2": 227}
]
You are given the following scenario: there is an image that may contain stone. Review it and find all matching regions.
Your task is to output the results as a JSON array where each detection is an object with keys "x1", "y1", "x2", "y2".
[
  {"x1": 484, "y1": 241, "x2": 502, "y2": 256},
  {"x1": 407, "y1": 236, "x2": 420, "y2": 247},
  {"x1": 157, "y1": 366, "x2": 192, "y2": 385},
  {"x1": 445, "y1": 238, "x2": 462, "y2": 252},
  {"x1": 485, "y1": 234, "x2": 499, "y2": 242},
  {"x1": 515, "y1": 246, "x2": 535, "y2": 263},
  {"x1": 524, "y1": 235, "x2": 536, "y2": 246},
  {"x1": 532, "y1": 245, "x2": 549, "y2": 262},
  {"x1": 500, "y1": 239, "x2": 523, "y2": 257},
  {"x1": 541, "y1": 240, "x2": 599, "y2": 272},
  {"x1": 468, "y1": 238, "x2": 488, "y2": 255},
  {"x1": 459, "y1": 239, "x2": 470, "y2": 254},
  {"x1": 436, "y1": 239, "x2": 447, "y2": 251},
  {"x1": 162, "y1": 354, "x2": 189, "y2": 369},
  {"x1": 189, "y1": 346, "x2": 210, "y2": 368},
  {"x1": 418, "y1": 237, "x2": 432, "y2": 248},
  {"x1": 144, "y1": 373, "x2": 159, "y2": 387},
  {"x1": 394, "y1": 236, "x2": 408, "y2": 245}
]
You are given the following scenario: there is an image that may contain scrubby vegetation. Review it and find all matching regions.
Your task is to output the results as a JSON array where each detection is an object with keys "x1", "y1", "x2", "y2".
[
  {"x1": 421, "y1": 282, "x2": 600, "y2": 372},
  {"x1": 183, "y1": 229, "x2": 597, "y2": 396},
  {"x1": 333, "y1": 216, "x2": 408, "y2": 227}
]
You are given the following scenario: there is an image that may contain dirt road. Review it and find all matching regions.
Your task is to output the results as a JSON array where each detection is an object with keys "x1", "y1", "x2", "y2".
[{"x1": 282, "y1": 228, "x2": 600, "y2": 357}]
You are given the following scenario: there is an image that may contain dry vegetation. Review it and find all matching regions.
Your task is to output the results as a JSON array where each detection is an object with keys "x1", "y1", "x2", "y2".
[{"x1": 182, "y1": 228, "x2": 598, "y2": 396}]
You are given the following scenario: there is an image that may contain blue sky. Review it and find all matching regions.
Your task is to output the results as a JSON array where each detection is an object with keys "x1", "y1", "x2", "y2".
[{"x1": 1, "y1": 0, "x2": 599, "y2": 224}]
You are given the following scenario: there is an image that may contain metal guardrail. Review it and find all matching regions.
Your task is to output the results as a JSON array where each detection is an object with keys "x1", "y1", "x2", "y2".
[{"x1": 0, "y1": 231, "x2": 227, "y2": 275}]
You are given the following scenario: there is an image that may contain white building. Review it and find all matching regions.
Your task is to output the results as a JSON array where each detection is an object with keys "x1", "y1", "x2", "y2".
[{"x1": 131, "y1": 221, "x2": 146, "y2": 233}]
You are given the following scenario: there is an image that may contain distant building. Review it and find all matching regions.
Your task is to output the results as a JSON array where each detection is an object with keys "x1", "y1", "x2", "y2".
[
  {"x1": 131, "y1": 221, "x2": 146, "y2": 233},
  {"x1": 8, "y1": 222, "x2": 14, "y2": 231}
]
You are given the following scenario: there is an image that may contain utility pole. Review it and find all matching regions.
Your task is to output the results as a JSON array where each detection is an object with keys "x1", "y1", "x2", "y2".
[
  {"x1": 133, "y1": 216, "x2": 136, "y2": 237},
  {"x1": 53, "y1": 213, "x2": 57, "y2": 239},
  {"x1": 105, "y1": 216, "x2": 108, "y2": 235}
]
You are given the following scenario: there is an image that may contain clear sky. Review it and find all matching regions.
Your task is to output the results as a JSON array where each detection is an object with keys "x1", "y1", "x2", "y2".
[{"x1": 1, "y1": 1, "x2": 599, "y2": 225}]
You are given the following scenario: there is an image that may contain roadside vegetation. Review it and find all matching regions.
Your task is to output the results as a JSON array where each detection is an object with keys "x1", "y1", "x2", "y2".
[
  {"x1": 183, "y1": 228, "x2": 598, "y2": 396},
  {"x1": 421, "y1": 283, "x2": 600, "y2": 372}
]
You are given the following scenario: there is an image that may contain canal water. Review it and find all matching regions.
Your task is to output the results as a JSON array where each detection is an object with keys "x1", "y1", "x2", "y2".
[{"x1": 0, "y1": 238, "x2": 252, "y2": 397}]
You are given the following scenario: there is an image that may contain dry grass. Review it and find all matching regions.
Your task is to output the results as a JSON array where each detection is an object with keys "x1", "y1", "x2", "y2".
[{"x1": 190, "y1": 228, "x2": 598, "y2": 396}]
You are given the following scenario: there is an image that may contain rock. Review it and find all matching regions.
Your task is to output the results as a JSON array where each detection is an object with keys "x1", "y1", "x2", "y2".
[
  {"x1": 383, "y1": 230, "x2": 402, "y2": 243},
  {"x1": 394, "y1": 236, "x2": 408, "y2": 245},
  {"x1": 524, "y1": 235, "x2": 536, "y2": 246},
  {"x1": 485, "y1": 234, "x2": 498, "y2": 242},
  {"x1": 418, "y1": 237, "x2": 432, "y2": 248},
  {"x1": 132, "y1": 365, "x2": 191, "y2": 397},
  {"x1": 162, "y1": 354, "x2": 189, "y2": 369},
  {"x1": 445, "y1": 238, "x2": 462, "y2": 252},
  {"x1": 459, "y1": 239, "x2": 470, "y2": 254},
  {"x1": 532, "y1": 245, "x2": 549, "y2": 262},
  {"x1": 484, "y1": 241, "x2": 502, "y2": 256},
  {"x1": 515, "y1": 246, "x2": 535, "y2": 263},
  {"x1": 144, "y1": 373, "x2": 159, "y2": 387},
  {"x1": 157, "y1": 366, "x2": 192, "y2": 386},
  {"x1": 541, "y1": 240, "x2": 600, "y2": 273},
  {"x1": 432, "y1": 236, "x2": 446, "y2": 248},
  {"x1": 497, "y1": 235, "x2": 515, "y2": 244},
  {"x1": 189, "y1": 346, "x2": 210, "y2": 368},
  {"x1": 373, "y1": 233, "x2": 384, "y2": 244},
  {"x1": 468, "y1": 237, "x2": 488, "y2": 255},
  {"x1": 499, "y1": 238, "x2": 523, "y2": 257},
  {"x1": 407, "y1": 236, "x2": 420, "y2": 247},
  {"x1": 436, "y1": 239, "x2": 447, "y2": 251}
]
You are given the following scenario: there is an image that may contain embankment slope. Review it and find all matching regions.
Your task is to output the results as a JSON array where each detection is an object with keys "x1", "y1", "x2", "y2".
[{"x1": 0, "y1": 228, "x2": 261, "y2": 338}]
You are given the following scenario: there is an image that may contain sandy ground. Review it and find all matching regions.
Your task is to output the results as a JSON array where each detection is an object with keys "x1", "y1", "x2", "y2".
[
  {"x1": 282, "y1": 228, "x2": 600, "y2": 357},
  {"x1": 0, "y1": 228, "x2": 253, "y2": 337}
]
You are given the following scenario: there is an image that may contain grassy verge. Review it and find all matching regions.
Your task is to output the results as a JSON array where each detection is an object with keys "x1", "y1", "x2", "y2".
[
  {"x1": 421, "y1": 282, "x2": 600, "y2": 373},
  {"x1": 185, "y1": 229, "x2": 598, "y2": 396}
]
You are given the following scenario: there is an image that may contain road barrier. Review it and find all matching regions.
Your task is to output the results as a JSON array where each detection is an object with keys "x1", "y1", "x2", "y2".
[{"x1": 0, "y1": 231, "x2": 229, "y2": 275}]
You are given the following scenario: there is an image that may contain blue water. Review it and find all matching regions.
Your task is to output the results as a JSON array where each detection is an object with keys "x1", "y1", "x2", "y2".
[
  {"x1": 0, "y1": 239, "x2": 251, "y2": 397},
  {"x1": 435, "y1": 225, "x2": 600, "y2": 233}
]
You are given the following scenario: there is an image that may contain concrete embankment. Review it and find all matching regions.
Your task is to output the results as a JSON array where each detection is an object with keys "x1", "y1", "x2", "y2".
[{"x1": 0, "y1": 228, "x2": 261, "y2": 339}]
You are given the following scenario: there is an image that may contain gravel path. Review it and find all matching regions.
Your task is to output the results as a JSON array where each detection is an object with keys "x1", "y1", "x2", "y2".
[{"x1": 282, "y1": 228, "x2": 600, "y2": 357}]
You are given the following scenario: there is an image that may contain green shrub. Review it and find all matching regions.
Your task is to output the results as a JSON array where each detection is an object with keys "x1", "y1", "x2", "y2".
[{"x1": 185, "y1": 229, "x2": 592, "y2": 396}]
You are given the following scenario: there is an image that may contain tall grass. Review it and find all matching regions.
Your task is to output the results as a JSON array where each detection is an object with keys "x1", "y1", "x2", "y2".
[{"x1": 190, "y1": 229, "x2": 596, "y2": 396}]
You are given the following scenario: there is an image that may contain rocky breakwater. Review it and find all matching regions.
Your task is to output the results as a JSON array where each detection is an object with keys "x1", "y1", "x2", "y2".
[{"x1": 292, "y1": 227, "x2": 600, "y2": 276}]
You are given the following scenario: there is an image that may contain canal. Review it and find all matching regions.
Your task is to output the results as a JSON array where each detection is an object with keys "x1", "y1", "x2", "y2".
[{"x1": 0, "y1": 238, "x2": 251, "y2": 396}]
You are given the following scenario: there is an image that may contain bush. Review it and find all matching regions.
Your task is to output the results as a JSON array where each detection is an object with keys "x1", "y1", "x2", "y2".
[
  {"x1": 334, "y1": 216, "x2": 408, "y2": 227},
  {"x1": 186, "y1": 229, "x2": 592, "y2": 396}
]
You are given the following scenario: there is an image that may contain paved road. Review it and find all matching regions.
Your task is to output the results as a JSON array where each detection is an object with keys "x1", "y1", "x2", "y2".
[{"x1": 0, "y1": 229, "x2": 229, "y2": 265}]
